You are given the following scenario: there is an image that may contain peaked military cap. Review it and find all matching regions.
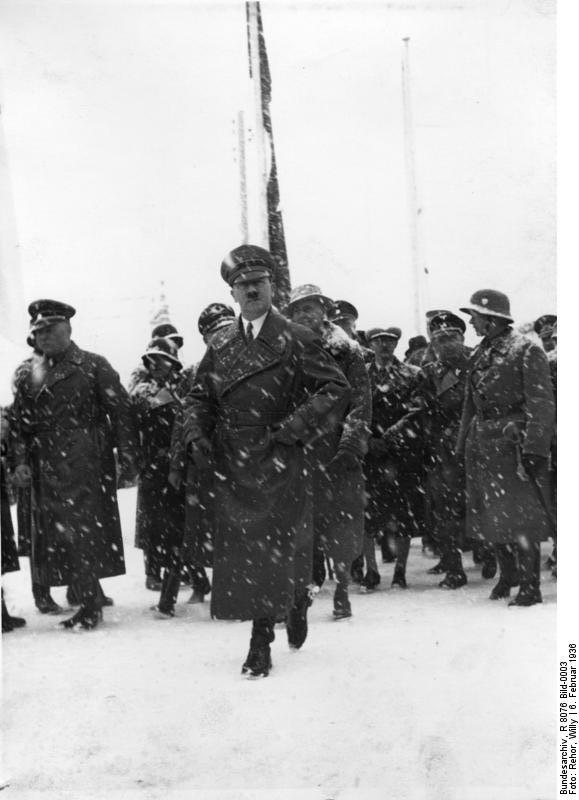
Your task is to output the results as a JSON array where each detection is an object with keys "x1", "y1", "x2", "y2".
[
  {"x1": 429, "y1": 311, "x2": 466, "y2": 336},
  {"x1": 220, "y1": 244, "x2": 276, "y2": 286},
  {"x1": 367, "y1": 326, "x2": 401, "y2": 342},
  {"x1": 329, "y1": 300, "x2": 359, "y2": 322},
  {"x1": 198, "y1": 303, "x2": 236, "y2": 337},
  {"x1": 533, "y1": 314, "x2": 557, "y2": 338},
  {"x1": 142, "y1": 337, "x2": 182, "y2": 370},
  {"x1": 28, "y1": 299, "x2": 76, "y2": 332},
  {"x1": 151, "y1": 322, "x2": 183, "y2": 349},
  {"x1": 460, "y1": 289, "x2": 513, "y2": 323},
  {"x1": 286, "y1": 284, "x2": 333, "y2": 312}
]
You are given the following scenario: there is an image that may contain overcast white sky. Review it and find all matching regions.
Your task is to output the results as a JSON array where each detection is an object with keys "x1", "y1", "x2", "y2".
[{"x1": 0, "y1": 0, "x2": 556, "y2": 381}]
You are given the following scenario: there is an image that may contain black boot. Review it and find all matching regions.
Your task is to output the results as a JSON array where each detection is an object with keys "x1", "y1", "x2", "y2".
[
  {"x1": 59, "y1": 604, "x2": 103, "y2": 630},
  {"x1": 242, "y1": 618, "x2": 275, "y2": 678},
  {"x1": 33, "y1": 583, "x2": 63, "y2": 614},
  {"x1": 380, "y1": 534, "x2": 396, "y2": 563},
  {"x1": 439, "y1": 572, "x2": 467, "y2": 589},
  {"x1": 61, "y1": 579, "x2": 103, "y2": 629},
  {"x1": 333, "y1": 581, "x2": 352, "y2": 619},
  {"x1": 95, "y1": 581, "x2": 114, "y2": 608},
  {"x1": 312, "y1": 542, "x2": 326, "y2": 588},
  {"x1": 439, "y1": 546, "x2": 467, "y2": 589},
  {"x1": 481, "y1": 546, "x2": 498, "y2": 580},
  {"x1": 391, "y1": 535, "x2": 410, "y2": 588},
  {"x1": 286, "y1": 588, "x2": 313, "y2": 649},
  {"x1": 509, "y1": 540, "x2": 542, "y2": 607},
  {"x1": 391, "y1": 565, "x2": 407, "y2": 589},
  {"x1": 153, "y1": 568, "x2": 180, "y2": 618},
  {"x1": 351, "y1": 554, "x2": 364, "y2": 584},
  {"x1": 66, "y1": 585, "x2": 81, "y2": 606},
  {"x1": 490, "y1": 544, "x2": 520, "y2": 599},
  {"x1": 360, "y1": 568, "x2": 381, "y2": 592}
]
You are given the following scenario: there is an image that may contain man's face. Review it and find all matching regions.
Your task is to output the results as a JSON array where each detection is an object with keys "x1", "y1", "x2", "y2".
[
  {"x1": 147, "y1": 356, "x2": 174, "y2": 382},
  {"x1": 468, "y1": 311, "x2": 491, "y2": 337},
  {"x1": 35, "y1": 320, "x2": 72, "y2": 356},
  {"x1": 540, "y1": 334, "x2": 555, "y2": 353},
  {"x1": 370, "y1": 336, "x2": 397, "y2": 359},
  {"x1": 231, "y1": 275, "x2": 272, "y2": 320},
  {"x1": 431, "y1": 331, "x2": 464, "y2": 361},
  {"x1": 335, "y1": 315, "x2": 357, "y2": 339},
  {"x1": 289, "y1": 298, "x2": 325, "y2": 333}
]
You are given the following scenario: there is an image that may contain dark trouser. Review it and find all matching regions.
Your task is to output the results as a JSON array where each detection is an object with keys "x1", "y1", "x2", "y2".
[
  {"x1": 393, "y1": 534, "x2": 410, "y2": 571},
  {"x1": 439, "y1": 519, "x2": 465, "y2": 576},
  {"x1": 189, "y1": 564, "x2": 211, "y2": 595},
  {"x1": 158, "y1": 562, "x2": 182, "y2": 614},
  {"x1": 251, "y1": 617, "x2": 276, "y2": 646},
  {"x1": 313, "y1": 541, "x2": 326, "y2": 587},
  {"x1": 68, "y1": 576, "x2": 100, "y2": 610},
  {"x1": 144, "y1": 549, "x2": 163, "y2": 581},
  {"x1": 495, "y1": 543, "x2": 519, "y2": 586}
]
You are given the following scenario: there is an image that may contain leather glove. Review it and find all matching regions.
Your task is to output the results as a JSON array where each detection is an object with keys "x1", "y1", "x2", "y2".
[
  {"x1": 188, "y1": 436, "x2": 212, "y2": 469},
  {"x1": 330, "y1": 448, "x2": 360, "y2": 472},
  {"x1": 12, "y1": 464, "x2": 32, "y2": 488},
  {"x1": 521, "y1": 453, "x2": 548, "y2": 478}
]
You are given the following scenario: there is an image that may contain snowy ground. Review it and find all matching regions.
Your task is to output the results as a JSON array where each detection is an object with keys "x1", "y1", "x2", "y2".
[{"x1": 2, "y1": 487, "x2": 556, "y2": 800}]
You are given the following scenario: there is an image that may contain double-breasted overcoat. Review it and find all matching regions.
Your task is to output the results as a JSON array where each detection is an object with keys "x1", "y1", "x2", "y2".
[
  {"x1": 11, "y1": 342, "x2": 137, "y2": 586},
  {"x1": 182, "y1": 310, "x2": 350, "y2": 621},
  {"x1": 456, "y1": 329, "x2": 555, "y2": 544}
]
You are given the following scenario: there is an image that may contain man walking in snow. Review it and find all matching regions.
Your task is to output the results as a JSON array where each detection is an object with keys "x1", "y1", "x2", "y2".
[
  {"x1": 181, "y1": 245, "x2": 349, "y2": 678},
  {"x1": 456, "y1": 290, "x2": 555, "y2": 606},
  {"x1": 11, "y1": 299, "x2": 138, "y2": 630}
]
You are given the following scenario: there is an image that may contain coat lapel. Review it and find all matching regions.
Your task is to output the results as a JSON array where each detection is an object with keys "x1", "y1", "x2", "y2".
[
  {"x1": 216, "y1": 311, "x2": 287, "y2": 396},
  {"x1": 40, "y1": 342, "x2": 84, "y2": 393}
]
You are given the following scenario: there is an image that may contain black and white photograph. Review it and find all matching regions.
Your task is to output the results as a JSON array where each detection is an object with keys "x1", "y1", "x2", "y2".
[{"x1": 0, "y1": 0, "x2": 568, "y2": 798}]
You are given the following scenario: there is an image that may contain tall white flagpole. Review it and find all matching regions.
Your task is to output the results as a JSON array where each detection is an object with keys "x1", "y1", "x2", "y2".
[
  {"x1": 246, "y1": 1, "x2": 269, "y2": 248},
  {"x1": 401, "y1": 37, "x2": 427, "y2": 335},
  {"x1": 237, "y1": 110, "x2": 249, "y2": 243}
]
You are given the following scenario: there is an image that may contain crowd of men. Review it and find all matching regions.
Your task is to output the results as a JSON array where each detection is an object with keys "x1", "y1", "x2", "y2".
[{"x1": 1, "y1": 244, "x2": 557, "y2": 679}]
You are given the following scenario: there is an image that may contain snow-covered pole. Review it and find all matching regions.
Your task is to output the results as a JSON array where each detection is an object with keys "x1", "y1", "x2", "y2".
[
  {"x1": 401, "y1": 37, "x2": 426, "y2": 336},
  {"x1": 246, "y1": 1, "x2": 269, "y2": 248},
  {"x1": 237, "y1": 110, "x2": 249, "y2": 243}
]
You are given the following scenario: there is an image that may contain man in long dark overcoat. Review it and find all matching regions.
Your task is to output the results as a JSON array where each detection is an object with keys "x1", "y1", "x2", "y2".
[
  {"x1": 363, "y1": 326, "x2": 425, "y2": 589},
  {"x1": 286, "y1": 284, "x2": 371, "y2": 621},
  {"x1": 11, "y1": 299, "x2": 138, "y2": 629},
  {"x1": 409, "y1": 312, "x2": 472, "y2": 589},
  {"x1": 182, "y1": 245, "x2": 349, "y2": 678},
  {"x1": 456, "y1": 290, "x2": 555, "y2": 606}
]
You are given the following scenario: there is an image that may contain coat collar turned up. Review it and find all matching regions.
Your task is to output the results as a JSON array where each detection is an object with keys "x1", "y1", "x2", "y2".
[{"x1": 212, "y1": 309, "x2": 291, "y2": 396}]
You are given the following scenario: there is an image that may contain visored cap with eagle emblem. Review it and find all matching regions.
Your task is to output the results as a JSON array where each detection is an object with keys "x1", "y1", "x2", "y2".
[
  {"x1": 429, "y1": 311, "x2": 466, "y2": 336},
  {"x1": 220, "y1": 244, "x2": 276, "y2": 286},
  {"x1": 28, "y1": 299, "x2": 76, "y2": 332},
  {"x1": 460, "y1": 290, "x2": 513, "y2": 323}
]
